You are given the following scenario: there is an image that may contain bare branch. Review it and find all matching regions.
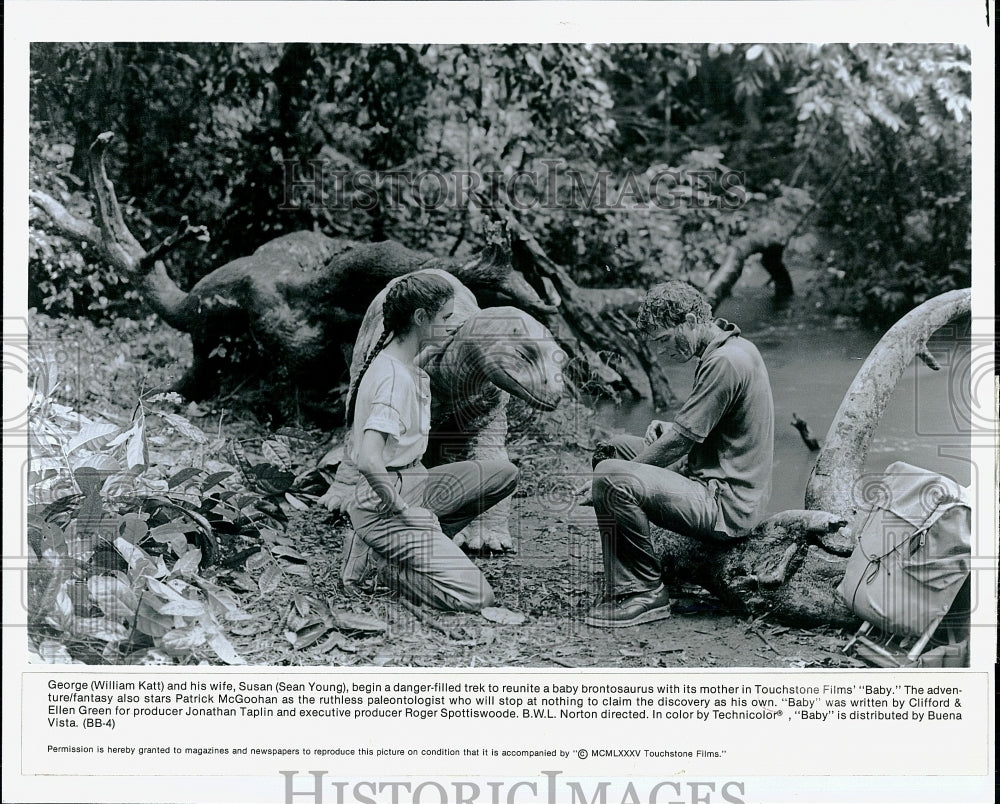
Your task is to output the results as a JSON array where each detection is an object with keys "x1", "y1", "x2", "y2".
[
  {"x1": 702, "y1": 220, "x2": 794, "y2": 309},
  {"x1": 28, "y1": 190, "x2": 101, "y2": 247},
  {"x1": 139, "y1": 216, "x2": 211, "y2": 272}
]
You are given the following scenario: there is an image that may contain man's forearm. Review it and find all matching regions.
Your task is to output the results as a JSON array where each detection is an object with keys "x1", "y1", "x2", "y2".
[{"x1": 633, "y1": 423, "x2": 692, "y2": 467}]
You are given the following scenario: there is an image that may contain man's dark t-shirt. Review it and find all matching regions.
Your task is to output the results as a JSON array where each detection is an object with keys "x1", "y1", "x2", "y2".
[{"x1": 672, "y1": 320, "x2": 774, "y2": 536}]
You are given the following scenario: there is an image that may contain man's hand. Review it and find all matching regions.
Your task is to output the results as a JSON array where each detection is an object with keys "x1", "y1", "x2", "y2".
[
  {"x1": 635, "y1": 421, "x2": 695, "y2": 468},
  {"x1": 644, "y1": 419, "x2": 670, "y2": 446}
]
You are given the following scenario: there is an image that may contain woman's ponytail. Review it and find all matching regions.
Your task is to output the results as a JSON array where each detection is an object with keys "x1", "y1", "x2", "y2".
[{"x1": 345, "y1": 328, "x2": 392, "y2": 426}]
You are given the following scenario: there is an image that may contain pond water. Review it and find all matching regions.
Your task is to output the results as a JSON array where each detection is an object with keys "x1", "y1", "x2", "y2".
[{"x1": 593, "y1": 269, "x2": 972, "y2": 515}]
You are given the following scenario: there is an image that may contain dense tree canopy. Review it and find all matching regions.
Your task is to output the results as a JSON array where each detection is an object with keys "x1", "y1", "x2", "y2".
[{"x1": 29, "y1": 43, "x2": 971, "y2": 326}]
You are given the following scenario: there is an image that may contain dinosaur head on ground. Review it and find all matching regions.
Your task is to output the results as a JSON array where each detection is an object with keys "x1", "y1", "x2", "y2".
[{"x1": 437, "y1": 306, "x2": 565, "y2": 412}]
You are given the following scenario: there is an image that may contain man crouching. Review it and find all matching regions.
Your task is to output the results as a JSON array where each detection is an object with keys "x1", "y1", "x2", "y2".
[{"x1": 586, "y1": 280, "x2": 774, "y2": 628}]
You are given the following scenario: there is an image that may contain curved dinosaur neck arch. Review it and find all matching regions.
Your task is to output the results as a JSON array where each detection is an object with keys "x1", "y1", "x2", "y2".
[{"x1": 805, "y1": 288, "x2": 971, "y2": 518}]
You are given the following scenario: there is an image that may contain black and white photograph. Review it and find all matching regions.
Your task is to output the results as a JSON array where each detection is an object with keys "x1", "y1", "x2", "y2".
[
  {"x1": 4, "y1": 3, "x2": 995, "y2": 804},
  {"x1": 22, "y1": 40, "x2": 977, "y2": 669}
]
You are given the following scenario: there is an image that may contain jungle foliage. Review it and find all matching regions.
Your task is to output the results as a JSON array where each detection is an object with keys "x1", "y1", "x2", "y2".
[
  {"x1": 29, "y1": 43, "x2": 970, "y2": 325},
  {"x1": 25, "y1": 338, "x2": 345, "y2": 664}
]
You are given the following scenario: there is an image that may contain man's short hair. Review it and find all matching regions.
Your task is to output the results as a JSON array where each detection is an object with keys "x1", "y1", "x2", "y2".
[{"x1": 636, "y1": 280, "x2": 712, "y2": 331}]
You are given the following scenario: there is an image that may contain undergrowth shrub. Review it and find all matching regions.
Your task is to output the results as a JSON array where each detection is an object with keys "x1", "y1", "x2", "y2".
[{"x1": 26, "y1": 350, "x2": 325, "y2": 666}]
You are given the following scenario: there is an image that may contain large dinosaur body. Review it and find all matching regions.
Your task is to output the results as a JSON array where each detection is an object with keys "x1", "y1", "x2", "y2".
[{"x1": 29, "y1": 135, "x2": 556, "y2": 404}]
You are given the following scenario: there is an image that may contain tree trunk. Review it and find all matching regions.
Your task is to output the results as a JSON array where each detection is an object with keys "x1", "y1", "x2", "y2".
[
  {"x1": 652, "y1": 510, "x2": 856, "y2": 628},
  {"x1": 507, "y1": 216, "x2": 676, "y2": 405},
  {"x1": 500, "y1": 207, "x2": 795, "y2": 406}
]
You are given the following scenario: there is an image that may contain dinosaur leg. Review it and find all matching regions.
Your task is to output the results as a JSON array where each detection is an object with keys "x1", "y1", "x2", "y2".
[
  {"x1": 173, "y1": 337, "x2": 218, "y2": 400},
  {"x1": 457, "y1": 498, "x2": 514, "y2": 553},
  {"x1": 449, "y1": 400, "x2": 517, "y2": 552},
  {"x1": 425, "y1": 460, "x2": 518, "y2": 553}
]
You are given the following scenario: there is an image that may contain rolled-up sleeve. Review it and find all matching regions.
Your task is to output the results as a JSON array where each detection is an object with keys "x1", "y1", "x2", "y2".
[
  {"x1": 673, "y1": 357, "x2": 736, "y2": 443},
  {"x1": 361, "y1": 373, "x2": 409, "y2": 443},
  {"x1": 363, "y1": 402, "x2": 402, "y2": 442}
]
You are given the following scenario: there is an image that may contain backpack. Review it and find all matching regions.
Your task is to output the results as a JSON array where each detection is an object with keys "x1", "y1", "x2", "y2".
[{"x1": 837, "y1": 461, "x2": 971, "y2": 665}]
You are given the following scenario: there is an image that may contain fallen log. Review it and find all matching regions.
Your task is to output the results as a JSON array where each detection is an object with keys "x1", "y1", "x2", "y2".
[
  {"x1": 652, "y1": 510, "x2": 856, "y2": 628},
  {"x1": 31, "y1": 133, "x2": 661, "y2": 407},
  {"x1": 30, "y1": 134, "x2": 559, "y2": 404},
  {"x1": 701, "y1": 219, "x2": 795, "y2": 309}
]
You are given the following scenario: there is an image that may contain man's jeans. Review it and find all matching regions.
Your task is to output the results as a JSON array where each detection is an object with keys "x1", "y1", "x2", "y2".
[
  {"x1": 347, "y1": 460, "x2": 518, "y2": 611},
  {"x1": 592, "y1": 434, "x2": 724, "y2": 599}
]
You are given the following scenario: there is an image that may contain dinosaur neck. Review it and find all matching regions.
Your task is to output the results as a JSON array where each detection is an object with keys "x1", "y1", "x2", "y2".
[
  {"x1": 804, "y1": 288, "x2": 971, "y2": 518},
  {"x1": 138, "y1": 260, "x2": 192, "y2": 331}
]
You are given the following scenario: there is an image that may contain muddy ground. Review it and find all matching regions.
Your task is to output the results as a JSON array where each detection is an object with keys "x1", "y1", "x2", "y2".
[{"x1": 28, "y1": 312, "x2": 863, "y2": 669}]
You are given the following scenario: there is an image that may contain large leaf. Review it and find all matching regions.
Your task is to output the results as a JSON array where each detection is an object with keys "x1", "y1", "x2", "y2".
[
  {"x1": 45, "y1": 582, "x2": 75, "y2": 631},
  {"x1": 159, "y1": 599, "x2": 207, "y2": 617},
  {"x1": 134, "y1": 597, "x2": 173, "y2": 638},
  {"x1": 117, "y1": 514, "x2": 148, "y2": 545},
  {"x1": 228, "y1": 571, "x2": 259, "y2": 593},
  {"x1": 249, "y1": 464, "x2": 295, "y2": 495},
  {"x1": 167, "y1": 467, "x2": 203, "y2": 490},
  {"x1": 159, "y1": 412, "x2": 208, "y2": 444},
  {"x1": 115, "y1": 536, "x2": 152, "y2": 573},
  {"x1": 193, "y1": 578, "x2": 242, "y2": 616},
  {"x1": 288, "y1": 620, "x2": 330, "y2": 650},
  {"x1": 160, "y1": 624, "x2": 209, "y2": 654},
  {"x1": 72, "y1": 617, "x2": 130, "y2": 643},
  {"x1": 207, "y1": 632, "x2": 246, "y2": 665},
  {"x1": 88, "y1": 575, "x2": 139, "y2": 624},
  {"x1": 262, "y1": 439, "x2": 292, "y2": 469},
  {"x1": 244, "y1": 551, "x2": 269, "y2": 573},
  {"x1": 270, "y1": 544, "x2": 306, "y2": 562},
  {"x1": 66, "y1": 422, "x2": 120, "y2": 455},
  {"x1": 35, "y1": 640, "x2": 77, "y2": 664},
  {"x1": 171, "y1": 548, "x2": 203, "y2": 577},
  {"x1": 148, "y1": 522, "x2": 197, "y2": 541},
  {"x1": 28, "y1": 515, "x2": 67, "y2": 556},
  {"x1": 258, "y1": 563, "x2": 283, "y2": 595},
  {"x1": 317, "y1": 631, "x2": 357, "y2": 654},
  {"x1": 125, "y1": 418, "x2": 148, "y2": 470},
  {"x1": 145, "y1": 577, "x2": 187, "y2": 602},
  {"x1": 201, "y1": 470, "x2": 234, "y2": 492},
  {"x1": 481, "y1": 607, "x2": 527, "y2": 625},
  {"x1": 291, "y1": 594, "x2": 312, "y2": 618},
  {"x1": 281, "y1": 563, "x2": 312, "y2": 580},
  {"x1": 327, "y1": 606, "x2": 386, "y2": 634}
]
